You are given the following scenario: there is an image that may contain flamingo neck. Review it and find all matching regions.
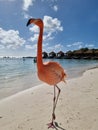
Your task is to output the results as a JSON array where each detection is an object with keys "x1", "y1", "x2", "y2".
[{"x1": 37, "y1": 26, "x2": 43, "y2": 70}]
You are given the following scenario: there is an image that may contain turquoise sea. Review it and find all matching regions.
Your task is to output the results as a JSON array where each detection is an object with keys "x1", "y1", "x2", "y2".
[{"x1": 0, "y1": 57, "x2": 98, "y2": 100}]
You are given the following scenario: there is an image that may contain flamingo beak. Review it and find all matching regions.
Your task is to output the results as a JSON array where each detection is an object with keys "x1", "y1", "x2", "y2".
[{"x1": 26, "y1": 18, "x2": 36, "y2": 26}]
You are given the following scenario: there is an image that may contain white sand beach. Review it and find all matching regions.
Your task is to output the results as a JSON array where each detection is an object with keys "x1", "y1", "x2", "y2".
[{"x1": 0, "y1": 68, "x2": 98, "y2": 130}]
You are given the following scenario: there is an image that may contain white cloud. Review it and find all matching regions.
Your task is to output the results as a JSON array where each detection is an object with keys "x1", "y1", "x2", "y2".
[
  {"x1": 22, "y1": 11, "x2": 33, "y2": 19},
  {"x1": 22, "y1": 0, "x2": 35, "y2": 11},
  {"x1": 29, "y1": 15, "x2": 63, "y2": 42},
  {"x1": 66, "y1": 44, "x2": 72, "y2": 47},
  {"x1": 66, "y1": 41, "x2": 95, "y2": 50},
  {"x1": 52, "y1": 5, "x2": 58, "y2": 11},
  {"x1": 29, "y1": 15, "x2": 63, "y2": 33},
  {"x1": 25, "y1": 44, "x2": 37, "y2": 50},
  {"x1": 67, "y1": 42, "x2": 83, "y2": 48},
  {"x1": 0, "y1": 45, "x2": 4, "y2": 49},
  {"x1": 85, "y1": 44, "x2": 94, "y2": 48},
  {"x1": 29, "y1": 25, "x2": 39, "y2": 33},
  {"x1": 78, "y1": 44, "x2": 83, "y2": 49},
  {"x1": 29, "y1": 34, "x2": 38, "y2": 42},
  {"x1": 22, "y1": 12, "x2": 30, "y2": 19},
  {"x1": 44, "y1": 43, "x2": 64, "y2": 52},
  {"x1": 43, "y1": 33, "x2": 54, "y2": 41},
  {"x1": 43, "y1": 15, "x2": 63, "y2": 33},
  {"x1": 25, "y1": 45, "x2": 33, "y2": 49},
  {"x1": 22, "y1": 0, "x2": 34, "y2": 18},
  {"x1": 54, "y1": 43, "x2": 63, "y2": 51},
  {"x1": 72, "y1": 42, "x2": 83, "y2": 46},
  {"x1": 43, "y1": 42, "x2": 49, "y2": 47},
  {"x1": 0, "y1": 28, "x2": 25, "y2": 49}
]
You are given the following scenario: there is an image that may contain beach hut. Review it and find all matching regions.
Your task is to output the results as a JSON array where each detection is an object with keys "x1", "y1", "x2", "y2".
[
  {"x1": 42, "y1": 51, "x2": 48, "y2": 58},
  {"x1": 65, "y1": 50, "x2": 73, "y2": 59},
  {"x1": 57, "y1": 51, "x2": 64, "y2": 58},
  {"x1": 49, "y1": 51, "x2": 56, "y2": 58}
]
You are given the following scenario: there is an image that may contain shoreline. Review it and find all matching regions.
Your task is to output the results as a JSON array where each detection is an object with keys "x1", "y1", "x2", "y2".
[
  {"x1": 0, "y1": 58, "x2": 98, "y2": 100},
  {"x1": 0, "y1": 83, "x2": 44, "y2": 103},
  {"x1": 0, "y1": 65, "x2": 98, "y2": 102},
  {"x1": 0, "y1": 67, "x2": 98, "y2": 130}
]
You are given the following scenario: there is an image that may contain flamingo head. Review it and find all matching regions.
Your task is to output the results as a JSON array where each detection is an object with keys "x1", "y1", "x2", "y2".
[{"x1": 26, "y1": 18, "x2": 43, "y2": 28}]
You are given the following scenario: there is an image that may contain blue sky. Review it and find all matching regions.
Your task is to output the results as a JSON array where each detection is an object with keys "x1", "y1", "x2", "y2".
[{"x1": 0, "y1": 0, "x2": 98, "y2": 57}]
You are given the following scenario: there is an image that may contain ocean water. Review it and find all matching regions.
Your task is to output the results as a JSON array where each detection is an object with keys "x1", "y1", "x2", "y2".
[{"x1": 0, "y1": 57, "x2": 98, "y2": 100}]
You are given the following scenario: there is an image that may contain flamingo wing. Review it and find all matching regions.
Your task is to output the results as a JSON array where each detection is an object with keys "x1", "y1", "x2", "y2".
[{"x1": 38, "y1": 61, "x2": 66, "y2": 85}]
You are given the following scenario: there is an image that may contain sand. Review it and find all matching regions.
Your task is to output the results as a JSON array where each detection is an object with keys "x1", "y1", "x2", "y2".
[{"x1": 0, "y1": 68, "x2": 98, "y2": 130}]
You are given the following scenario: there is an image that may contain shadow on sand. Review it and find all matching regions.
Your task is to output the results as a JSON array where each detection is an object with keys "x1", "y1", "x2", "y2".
[{"x1": 53, "y1": 122, "x2": 66, "y2": 130}]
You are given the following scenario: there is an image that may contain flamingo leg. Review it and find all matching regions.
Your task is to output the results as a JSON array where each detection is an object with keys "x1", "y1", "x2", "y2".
[
  {"x1": 47, "y1": 85, "x2": 56, "y2": 128},
  {"x1": 53, "y1": 85, "x2": 61, "y2": 114},
  {"x1": 47, "y1": 85, "x2": 61, "y2": 129}
]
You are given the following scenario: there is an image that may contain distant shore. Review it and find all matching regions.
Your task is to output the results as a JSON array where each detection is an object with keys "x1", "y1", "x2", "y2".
[
  {"x1": 0, "y1": 67, "x2": 98, "y2": 130},
  {"x1": 1, "y1": 48, "x2": 98, "y2": 60}
]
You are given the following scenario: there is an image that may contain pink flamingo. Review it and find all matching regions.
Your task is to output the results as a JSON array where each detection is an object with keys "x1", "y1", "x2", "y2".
[{"x1": 27, "y1": 18, "x2": 67, "y2": 129}]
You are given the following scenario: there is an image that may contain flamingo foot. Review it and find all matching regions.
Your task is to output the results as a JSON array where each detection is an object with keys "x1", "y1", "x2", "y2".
[{"x1": 47, "y1": 122, "x2": 55, "y2": 129}]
